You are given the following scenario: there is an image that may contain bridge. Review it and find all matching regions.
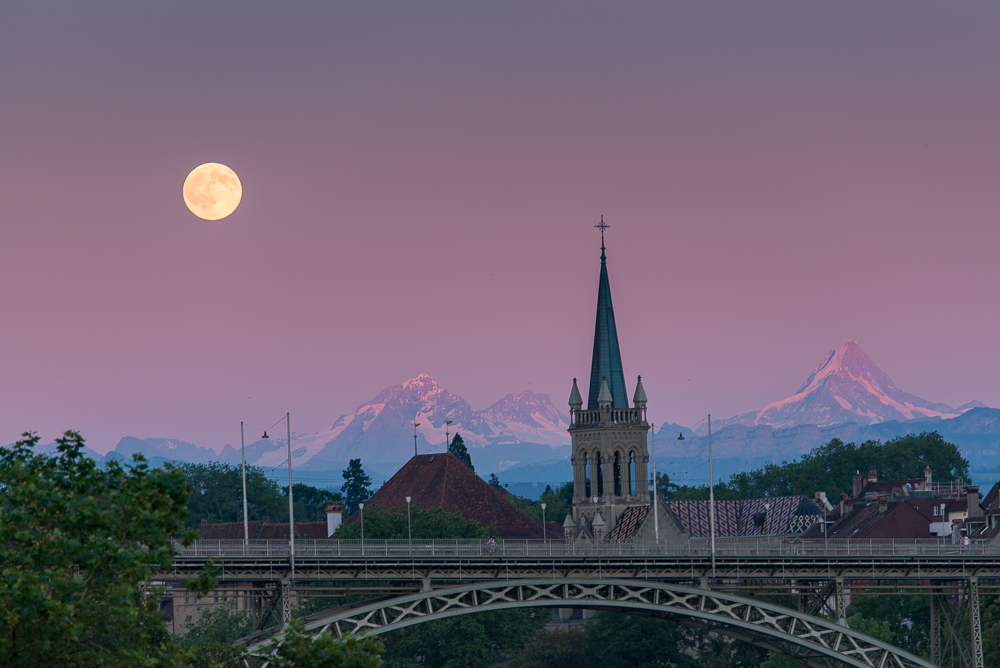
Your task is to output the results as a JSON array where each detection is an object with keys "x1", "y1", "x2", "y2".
[{"x1": 158, "y1": 538, "x2": 1000, "y2": 667}]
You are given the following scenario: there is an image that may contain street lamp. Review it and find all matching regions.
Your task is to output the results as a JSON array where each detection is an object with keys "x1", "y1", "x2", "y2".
[
  {"x1": 541, "y1": 502, "x2": 547, "y2": 542},
  {"x1": 359, "y1": 502, "x2": 365, "y2": 556},
  {"x1": 406, "y1": 496, "x2": 412, "y2": 548},
  {"x1": 445, "y1": 420, "x2": 453, "y2": 451},
  {"x1": 240, "y1": 422, "x2": 248, "y2": 543},
  {"x1": 413, "y1": 423, "x2": 421, "y2": 457}
]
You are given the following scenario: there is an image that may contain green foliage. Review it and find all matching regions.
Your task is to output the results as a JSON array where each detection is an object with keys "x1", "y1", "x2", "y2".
[
  {"x1": 336, "y1": 503, "x2": 490, "y2": 540},
  {"x1": 583, "y1": 612, "x2": 698, "y2": 668},
  {"x1": 651, "y1": 471, "x2": 680, "y2": 500},
  {"x1": 0, "y1": 431, "x2": 209, "y2": 667},
  {"x1": 270, "y1": 620, "x2": 383, "y2": 668},
  {"x1": 516, "y1": 483, "x2": 573, "y2": 526},
  {"x1": 509, "y1": 628, "x2": 588, "y2": 668},
  {"x1": 181, "y1": 461, "x2": 288, "y2": 527},
  {"x1": 447, "y1": 433, "x2": 474, "y2": 471},
  {"x1": 845, "y1": 592, "x2": 929, "y2": 656},
  {"x1": 342, "y1": 459, "x2": 373, "y2": 515},
  {"x1": 727, "y1": 433, "x2": 969, "y2": 499},
  {"x1": 488, "y1": 473, "x2": 502, "y2": 488},
  {"x1": 381, "y1": 609, "x2": 544, "y2": 668},
  {"x1": 285, "y1": 482, "x2": 343, "y2": 522},
  {"x1": 178, "y1": 602, "x2": 250, "y2": 668}
]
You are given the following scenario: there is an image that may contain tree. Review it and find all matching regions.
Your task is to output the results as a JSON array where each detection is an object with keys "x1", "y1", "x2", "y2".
[
  {"x1": 584, "y1": 612, "x2": 699, "y2": 668},
  {"x1": 342, "y1": 459, "x2": 373, "y2": 515},
  {"x1": 269, "y1": 620, "x2": 382, "y2": 668},
  {"x1": 381, "y1": 609, "x2": 544, "y2": 668},
  {"x1": 448, "y1": 433, "x2": 474, "y2": 471},
  {"x1": 284, "y1": 482, "x2": 343, "y2": 522},
  {"x1": 181, "y1": 461, "x2": 288, "y2": 527},
  {"x1": 0, "y1": 431, "x2": 211, "y2": 667},
  {"x1": 336, "y1": 503, "x2": 491, "y2": 540},
  {"x1": 488, "y1": 473, "x2": 502, "y2": 489},
  {"x1": 178, "y1": 602, "x2": 250, "y2": 668},
  {"x1": 510, "y1": 628, "x2": 588, "y2": 668},
  {"x1": 650, "y1": 471, "x2": 679, "y2": 500}
]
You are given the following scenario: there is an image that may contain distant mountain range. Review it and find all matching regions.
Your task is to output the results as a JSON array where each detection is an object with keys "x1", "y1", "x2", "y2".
[
  {"x1": 19, "y1": 342, "x2": 1000, "y2": 487},
  {"x1": 707, "y1": 340, "x2": 980, "y2": 432}
]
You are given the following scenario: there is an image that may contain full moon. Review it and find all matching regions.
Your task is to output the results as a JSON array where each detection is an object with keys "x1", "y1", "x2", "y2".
[{"x1": 182, "y1": 163, "x2": 243, "y2": 220}]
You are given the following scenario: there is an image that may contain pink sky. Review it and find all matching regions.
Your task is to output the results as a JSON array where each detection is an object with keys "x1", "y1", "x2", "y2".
[{"x1": 2, "y1": 3, "x2": 999, "y2": 454}]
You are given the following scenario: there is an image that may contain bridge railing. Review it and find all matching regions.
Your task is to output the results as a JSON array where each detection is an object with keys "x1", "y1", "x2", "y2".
[{"x1": 171, "y1": 537, "x2": 1000, "y2": 558}]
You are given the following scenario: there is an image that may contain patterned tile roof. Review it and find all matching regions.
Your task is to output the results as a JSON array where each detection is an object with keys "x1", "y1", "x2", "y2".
[
  {"x1": 664, "y1": 495, "x2": 821, "y2": 538},
  {"x1": 344, "y1": 453, "x2": 549, "y2": 539},
  {"x1": 605, "y1": 505, "x2": 649, "y2": 543}
]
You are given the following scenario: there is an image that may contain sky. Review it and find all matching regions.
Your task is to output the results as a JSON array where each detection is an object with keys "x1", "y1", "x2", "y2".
[{"x1": 2, "y1": 2, "x2": 999, "y2": 454}]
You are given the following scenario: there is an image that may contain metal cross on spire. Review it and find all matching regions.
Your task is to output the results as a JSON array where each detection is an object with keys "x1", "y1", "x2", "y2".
[{"x1": 595, "y1": 215, "x2": 609, "y2": 259}]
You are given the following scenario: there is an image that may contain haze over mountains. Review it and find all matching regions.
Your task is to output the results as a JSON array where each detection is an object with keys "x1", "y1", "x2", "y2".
[{"x1": 63, "y1": 341, "x2": 1000, "y2": 483}]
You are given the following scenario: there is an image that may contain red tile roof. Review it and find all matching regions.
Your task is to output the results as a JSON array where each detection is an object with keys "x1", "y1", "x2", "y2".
[
  {"x1": 344, "y1": 453, "x2": 547, "y2": 538},
  {"x1": 196, "y1": 520, "x2": 328, "y2": 540},
  {"x1": 802, "y1": 500, "x2": 933, "y2": 540}
]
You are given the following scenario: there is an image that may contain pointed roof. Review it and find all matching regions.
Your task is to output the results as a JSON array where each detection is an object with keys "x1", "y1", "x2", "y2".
[
  {"x1": 588, "y1": 231, "x2": 628, "y2": 409},
  {"x1": 341, "y1": 453, "x2": 549, "y2": 539},
  {"x1": 633, "y1": 375, "x2": 647, "y2": 405},
  {"x1": 568, "y1": 378, "x2": 583, "y2": 407},
  {"x1": 597, "y1": 376, "x2": 612, "y2": 405}
]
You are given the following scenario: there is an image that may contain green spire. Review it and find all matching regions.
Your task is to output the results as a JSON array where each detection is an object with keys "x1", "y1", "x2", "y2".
[{"x1": 588, "y1": 219, "x2": 628, "y2": 409}]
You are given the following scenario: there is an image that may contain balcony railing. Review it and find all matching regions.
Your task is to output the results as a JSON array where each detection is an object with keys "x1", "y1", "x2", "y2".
[
  {"x1": 570, "y1": 406, "x2": 645, "y2": 427},
  {"x1": 171, "y1": 537, "x2": 1000, "y2": 559}
]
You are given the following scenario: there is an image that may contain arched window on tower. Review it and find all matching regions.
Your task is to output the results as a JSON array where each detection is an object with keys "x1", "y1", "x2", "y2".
[
  {"x1": 613, "y1": 451, "x2": 622, "y2": 496},
  {"x1": 596, "y1": 454, "x2": 604, "y2": 497},
  {"x1": 583, "y1": 453, "x2": 590, "y2": 498},
  {"x1": 629, "y1": 451, "x2": 636, "y2": 496}
]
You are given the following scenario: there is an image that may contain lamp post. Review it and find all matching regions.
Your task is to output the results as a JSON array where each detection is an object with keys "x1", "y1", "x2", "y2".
[
  {"x1": 282, "y1": 412, "x2": 295, "y2": 578},
  {"x1": 359, "y1": 502, "x2": 365, "y2": 556},
  {"x1": 406, "y1": 496, "x2": 412, "y2": 549},
  {"x1": 445, "y1": 420, "x2": 453, "y2": 452},
  {"x1": 708, "y1": 413, "x2": 716, "y2": 579},
  {"x1": 241, "y1": 421, "x2": 248, "y2": 543},
  {"x1": 541, "y1": 503, "x2": 547, "y2": 542},
  {"x1": 651, "y1": 424, "x2": 685, "y2": 545},
  {"x1": 413, "y1": 423, "x2": 421, "y2": 457}
]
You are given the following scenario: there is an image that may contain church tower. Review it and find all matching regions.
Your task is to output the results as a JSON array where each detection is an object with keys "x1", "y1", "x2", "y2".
[{"x1": 566, "y1": 221, "x2": 650, "y2": 540}]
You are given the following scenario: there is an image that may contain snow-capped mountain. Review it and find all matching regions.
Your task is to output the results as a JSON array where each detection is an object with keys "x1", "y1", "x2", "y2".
[
  {"x1": 709, "y1": 340, "x2": 975, "y2": 431},
  {"x1": 257, "y1": 374, "x2": 570, "y2": 469}
]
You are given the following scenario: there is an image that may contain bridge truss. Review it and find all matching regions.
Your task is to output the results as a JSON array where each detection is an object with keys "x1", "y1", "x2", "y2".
[{"x1": 156, "y1": 540, "x2": 1000, "y2": 667}]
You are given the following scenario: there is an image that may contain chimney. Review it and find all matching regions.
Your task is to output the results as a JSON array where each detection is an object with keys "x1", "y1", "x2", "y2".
[
  {"x1": 505, "y1": 484, "x2": 509, "y2": 491},
  {"x1": 868, "y1": 469, "x2": 878, "y2": 484},
  {"x1": 878, "y1": 498, "x2": 888, "y2": 514},
  {"x1": 326, "y1": 504, "x2": 343, "y2": 537},
  {"x1": 852, "y1": 471, "x2": 864, "y2": 497},
  {"x1": 924, "y1": 466, "x2": 933, "y2": 488},
  {"x1": 968, "y1": 486, "x2": 982, "y2": 518},
  {"x1": 843, "y1": 497, "x2": 855, "y2": 515}
]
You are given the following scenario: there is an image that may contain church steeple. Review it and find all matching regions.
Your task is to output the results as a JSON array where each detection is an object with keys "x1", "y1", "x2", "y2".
[{"x1": 588, "y1": 217, "x2": 628, "y2": 409}]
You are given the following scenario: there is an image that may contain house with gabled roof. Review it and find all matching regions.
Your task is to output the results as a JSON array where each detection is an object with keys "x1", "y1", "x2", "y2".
[{"x1": 341, "y1": 452, "x2": 555, "y2": 539}]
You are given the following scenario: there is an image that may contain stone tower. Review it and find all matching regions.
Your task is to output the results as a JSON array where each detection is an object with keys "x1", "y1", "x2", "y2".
[{"x1": 566, "y1": 229, "x2": 650, "y2": 539}]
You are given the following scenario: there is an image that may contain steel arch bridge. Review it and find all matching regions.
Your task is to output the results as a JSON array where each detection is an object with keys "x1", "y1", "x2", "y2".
[{"x1": 245, "y1": 578, "x2": 935, "y2": 668}]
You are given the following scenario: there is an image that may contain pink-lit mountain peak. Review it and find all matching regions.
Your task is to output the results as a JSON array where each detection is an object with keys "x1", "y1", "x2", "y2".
[{"x1": 714, "y1": 340, "x2": 963, "y2": 431}]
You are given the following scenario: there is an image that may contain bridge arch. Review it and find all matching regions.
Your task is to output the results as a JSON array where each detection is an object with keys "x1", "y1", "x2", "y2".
[{"x1": 247, "y1": 578, "x2": 934, "y2": 668}]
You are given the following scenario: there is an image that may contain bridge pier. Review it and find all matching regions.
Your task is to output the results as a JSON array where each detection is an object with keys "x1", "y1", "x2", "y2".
[
  {"x1": 970, "y1": 577, "x2": 983, "y2": 668},
  {"x1": 281, "y1": 580, "x2": 293, "y2": 626},
  {"x1": 835, "y1": 577, "x2": 847, "y2": 627},
  {"x1": 930, "y1": 591, "x2": 940, "y2": 667}
]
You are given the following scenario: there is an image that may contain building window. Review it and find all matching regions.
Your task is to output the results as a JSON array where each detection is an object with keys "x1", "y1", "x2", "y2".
[
  {"x1": 583, "y1": 453, "x2": 590, "y2": 498},
  {"x1": 628, "y1": 451, "x2": 636, "y2": 496},
  {"x1": 596, "y1": 454, "x2": 604, "y2": 497},
  {"x1": 613, "y1": 451, "x2": 622, "y2": 496}
]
